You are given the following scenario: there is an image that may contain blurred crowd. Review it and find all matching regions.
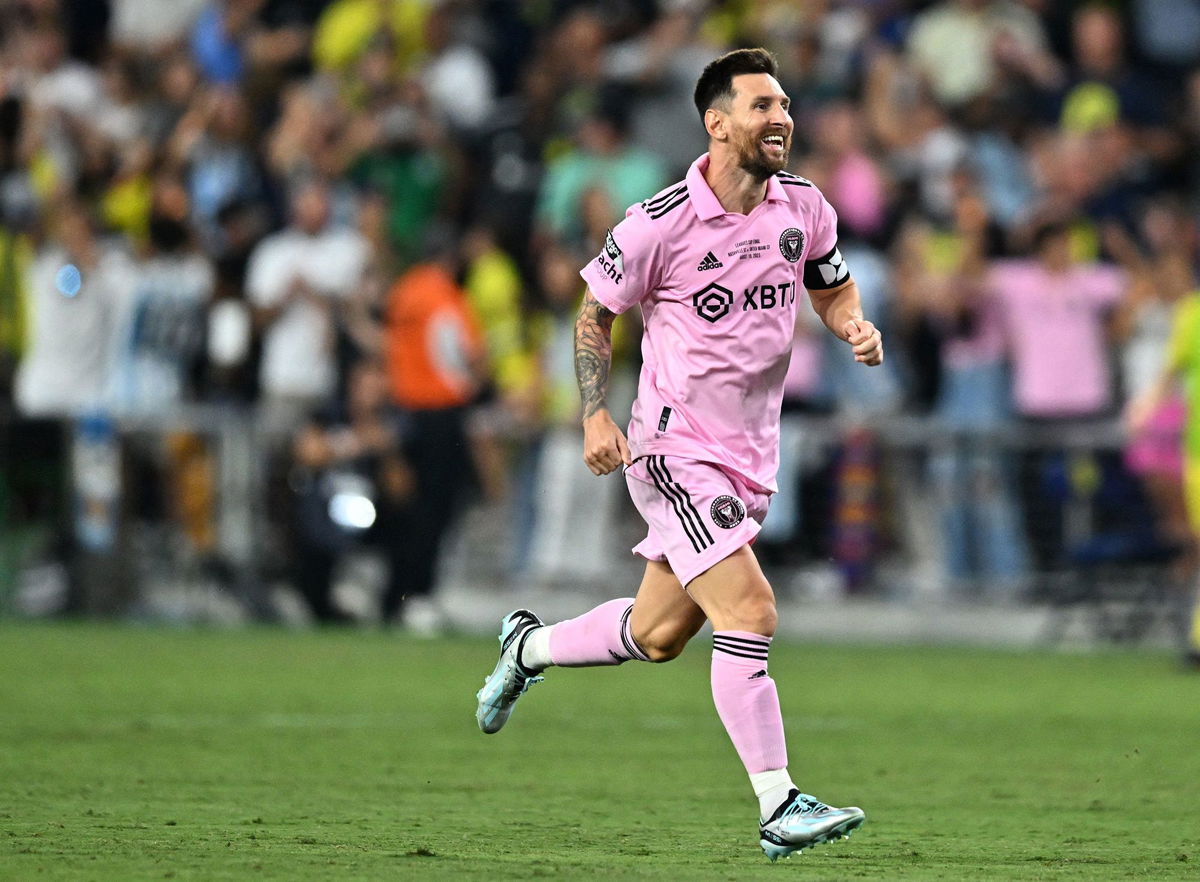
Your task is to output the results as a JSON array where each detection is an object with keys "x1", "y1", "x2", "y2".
[{"x1": 1, "y1": 0, "x2": 1198, "y2": 622}]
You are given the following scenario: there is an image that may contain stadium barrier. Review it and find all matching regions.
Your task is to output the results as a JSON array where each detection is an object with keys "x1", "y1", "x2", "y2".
[{"x1": 0, "y1": 406, "x2": 1188, "y2": 642}]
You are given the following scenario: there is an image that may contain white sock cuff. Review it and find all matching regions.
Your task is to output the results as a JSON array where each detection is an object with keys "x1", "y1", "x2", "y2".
[
  {"x1": 520, "y1": 623, "x2": 554, "y2": 671},
  {"x1": 749, "y1": 768, "x2": 793, "y2": 798}
]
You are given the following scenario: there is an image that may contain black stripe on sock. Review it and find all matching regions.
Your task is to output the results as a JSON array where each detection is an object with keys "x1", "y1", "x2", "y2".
[
  {"x1": 655, "y1": 457, "x2": 714, "y2": 546},
  {"x1": 713, "y1": 644, "x2": 770, "y2": 660},
  {"x1": 713, "y1": 634, "x2": 771, "y2": 649},
  {"x1": 619, "y1": 603, "x2": 649, "y2": 661}
]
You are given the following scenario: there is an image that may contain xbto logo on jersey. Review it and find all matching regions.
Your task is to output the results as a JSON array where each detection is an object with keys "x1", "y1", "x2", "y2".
[
  {"x1": 710, "y1": 495, "x2": 746, "y2": 529},
  {"x1": 693, "y1": 282, "x2": 734, "y2": 323},
  {"x1": 692, "y1": 279, "x2": 797, "y2": 321},
  {"x1": 779, "y1": 227, "x2": 805, "y2": 262},
  {"x1": 742, "y1": 281, "x2": 797, "y2": 311}
]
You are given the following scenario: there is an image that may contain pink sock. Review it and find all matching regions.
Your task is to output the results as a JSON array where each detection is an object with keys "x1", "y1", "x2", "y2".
[
  {"x1": 548, "y1": 598, "x2": 650, "y2": 666},
  {"x1": 710, "y1": 631, "x2": 788, "y2": 774}
]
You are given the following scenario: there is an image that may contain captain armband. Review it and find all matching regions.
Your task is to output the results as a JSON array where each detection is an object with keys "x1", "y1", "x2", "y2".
[{"x1": 803, "y1": 246, "x2": 850, "y2": 291}]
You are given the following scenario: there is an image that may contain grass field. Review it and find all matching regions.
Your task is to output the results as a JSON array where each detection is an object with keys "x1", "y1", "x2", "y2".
[{"x1": 1, "y1": 623, "x2": 1198, "y2": 881}]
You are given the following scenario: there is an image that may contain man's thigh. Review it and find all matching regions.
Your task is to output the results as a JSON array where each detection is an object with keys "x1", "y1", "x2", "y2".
[
  {"x1": 684, "y1": 545, "x2": 776, "y2": 635},
  {"x1": 629, "y1": 560, "x2": 707, "y2": 651}
]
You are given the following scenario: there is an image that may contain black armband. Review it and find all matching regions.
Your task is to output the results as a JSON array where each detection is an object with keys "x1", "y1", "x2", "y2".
[{"x1": 803, "y1": 246, "x2": 850, "y2": 290}]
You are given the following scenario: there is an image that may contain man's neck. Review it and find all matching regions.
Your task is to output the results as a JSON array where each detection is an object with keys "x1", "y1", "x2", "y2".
[{"x1": 703, "y1": 148, "x2": 771, "y2": 216}]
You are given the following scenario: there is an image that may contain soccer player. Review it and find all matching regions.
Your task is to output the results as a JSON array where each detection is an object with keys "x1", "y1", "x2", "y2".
[
  {"x1": 1126, "y1": 287, "x2": 1200, "y2": 667},
  {"x1": 476, "y1": 48, "x2": 883, "y2": 860}
]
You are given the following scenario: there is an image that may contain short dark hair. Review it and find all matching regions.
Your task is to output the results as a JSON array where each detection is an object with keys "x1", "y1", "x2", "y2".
[{"x1": 693, "y1": 48, "x2": 779, "y2": 121}]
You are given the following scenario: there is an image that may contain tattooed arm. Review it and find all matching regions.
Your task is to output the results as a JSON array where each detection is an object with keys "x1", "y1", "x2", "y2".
[{"x1": 575, "y1": 287, "x2": 631, "y2": 475}]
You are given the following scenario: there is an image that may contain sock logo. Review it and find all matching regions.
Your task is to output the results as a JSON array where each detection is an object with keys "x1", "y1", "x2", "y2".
[
  {"x1": 749, "y1": 669, "x2": 767, "y2": 679},
  {"x1": 710, "y1": 495, "x2": 746, "y2": 529}
]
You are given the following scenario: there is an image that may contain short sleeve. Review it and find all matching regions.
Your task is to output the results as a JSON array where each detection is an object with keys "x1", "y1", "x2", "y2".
[
  {"x1": 802, "y1": 193, "x2": 849, "y2": 291},
  {"x1": 578, "y1": 207, "x2": 662, "y2": 314}
]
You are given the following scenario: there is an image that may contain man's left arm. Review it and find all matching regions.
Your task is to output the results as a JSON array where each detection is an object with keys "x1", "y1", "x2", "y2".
[{"x1": 808, "y1": 277, "x2": 884, "y2": 366}]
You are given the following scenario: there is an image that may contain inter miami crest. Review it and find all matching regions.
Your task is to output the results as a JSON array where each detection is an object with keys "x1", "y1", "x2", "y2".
[
  {"x1": 778, "y1": 227, "x2": 805, "y2": 263},
  {"x1": 710, "y1": 495, "x2": 746, "y2": 529}
]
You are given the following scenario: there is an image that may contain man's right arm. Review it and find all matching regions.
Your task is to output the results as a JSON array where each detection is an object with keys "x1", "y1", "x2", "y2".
[{"x1": 574, "y1": 287, "x2": 631, "y2": 475}]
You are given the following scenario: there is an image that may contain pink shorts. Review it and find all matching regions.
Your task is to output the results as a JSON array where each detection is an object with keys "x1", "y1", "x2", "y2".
[
  {"x1": 625, "y1": 455, "x2": 770, "y2": 587},
  {"x1": 1124, "y1": 395, "x2": 1185, "y2": 478}
]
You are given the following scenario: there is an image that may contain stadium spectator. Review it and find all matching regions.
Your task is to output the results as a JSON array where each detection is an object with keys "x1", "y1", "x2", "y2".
[
  {"x1": 905, "y1": 0, "x2": 1056, "y2": 110},
  {"x1": 991, "y1": 219, "x2": 1128, "y2": 571},
  {"x1": 379, "y1": 235, "x2": 485, "y2": 632},
  {"x1": 1113, "y1": 204, "x2": 1193, "y2": 556},
  {"x1": 14, "y1": 199, "x2": 131, "y2": 417},
  {"x1": 418, "y1": 2, "x2": 495, "y2": 135},
  {"x1": 533, "y1": 91, "x2": 667, "y2": 250},
  {"x1": 108, "y1": 175, "x2": 213, "y2": 413},
  {"x1": 288, "y1": 356, "x2": 409, "y2": 624},
  {"x1": 167, "y1": 85, "x2": 269, "y2": 250},
  {"x1": 245, "y1": 178, "x2": 368, "y2": 428},
  {"x1": 603, "y1": 2, "x2": 713, "y2": 177},
  {"x1": 901, "y1": 191, "x2": 1029, "y2": 596},
  {"x1": 1125, "y1": 281, "x2": 1200, "y2": 666}
]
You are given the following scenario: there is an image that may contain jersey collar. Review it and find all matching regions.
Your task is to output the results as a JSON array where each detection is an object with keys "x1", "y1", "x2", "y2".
[{"x1": 686, "y1": 153, "x2": 790, "y2": 221}]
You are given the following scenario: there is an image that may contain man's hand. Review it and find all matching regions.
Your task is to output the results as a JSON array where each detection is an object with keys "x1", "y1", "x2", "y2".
[
  {"x1": 844, "y1": 319, "x2": 884, "y2": 366},
  {"x1": 582, "y1": 409, "x2": 632, "y2": 476}
]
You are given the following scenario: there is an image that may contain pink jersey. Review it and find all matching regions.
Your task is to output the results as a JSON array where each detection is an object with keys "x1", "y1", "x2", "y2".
[
  {"x1": 988, "y1": 259, "x2": 1124, "y2": 418},
  {"x1": 579, "y1": 153, "x2": 847, "y2": 492}
]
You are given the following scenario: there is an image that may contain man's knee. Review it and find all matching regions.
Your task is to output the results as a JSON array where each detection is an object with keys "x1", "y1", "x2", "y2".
[
  {"x1": 632, "y1": 620, "x2": 695, "y2": 663},
  {"x1": 712, "y1": 570, "x2": 778, "y2": 636}
]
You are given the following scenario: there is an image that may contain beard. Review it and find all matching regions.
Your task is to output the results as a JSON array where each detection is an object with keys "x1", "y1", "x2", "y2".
[{"x1": 735, "y1": 129, "x2": 790, "y2": 180}]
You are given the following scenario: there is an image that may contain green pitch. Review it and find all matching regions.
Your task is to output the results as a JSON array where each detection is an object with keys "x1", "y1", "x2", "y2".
[{"x1": 2, "y1": 623, "x2": 1198, "y2": 880}]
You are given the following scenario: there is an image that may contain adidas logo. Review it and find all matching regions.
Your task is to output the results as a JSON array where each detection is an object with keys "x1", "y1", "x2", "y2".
[{"x1": 697, "y1": 251, "x2": 723, "y2": 271}]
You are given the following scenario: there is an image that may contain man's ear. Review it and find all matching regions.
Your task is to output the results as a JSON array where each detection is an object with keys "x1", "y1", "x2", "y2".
[{"x1": 704, "y1": 107, "x2": 727, "y2": 142}]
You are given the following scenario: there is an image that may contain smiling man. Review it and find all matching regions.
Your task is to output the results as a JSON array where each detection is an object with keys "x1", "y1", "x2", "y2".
[{"x1": 476, "y1": 48, "x2": 883, "y2": 861}]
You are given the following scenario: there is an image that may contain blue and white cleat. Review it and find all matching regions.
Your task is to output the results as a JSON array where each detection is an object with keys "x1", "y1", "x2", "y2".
[
  {"x1": 475, "y1": 609, "x2": 544, "y2": 734},
  {"x1": 758, "y1": 790, "x2": 865, "y2": 861}
]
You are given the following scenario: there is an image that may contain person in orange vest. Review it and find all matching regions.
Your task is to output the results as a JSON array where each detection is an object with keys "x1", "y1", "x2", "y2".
[{"x1": 381, "y1": 235, "x2": 486, "y2": 631}]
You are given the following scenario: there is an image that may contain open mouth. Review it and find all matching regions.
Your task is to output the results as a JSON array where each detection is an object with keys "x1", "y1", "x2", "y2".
[{"x1": 761, "y1": 134, "x2": 786, "y2": 155}]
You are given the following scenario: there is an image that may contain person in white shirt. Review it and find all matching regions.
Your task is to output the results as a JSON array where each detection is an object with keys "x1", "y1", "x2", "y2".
[{"x1": 245, "y1": 179, "x2": 368, "y2": 427}]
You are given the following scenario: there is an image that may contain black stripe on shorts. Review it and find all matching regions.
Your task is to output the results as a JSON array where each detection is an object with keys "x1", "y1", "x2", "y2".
[{"x1": 646, "y1": 456, "x2": 712, "y2": 554}]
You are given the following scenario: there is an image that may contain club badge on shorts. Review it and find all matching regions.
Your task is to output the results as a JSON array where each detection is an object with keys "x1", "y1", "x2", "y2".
[
  {"x1": 710, "y1": 495, "x2": 746, "y2": 529},
  {"x1": 779, "y1": 227, "x2": 805, "y2": 263}
]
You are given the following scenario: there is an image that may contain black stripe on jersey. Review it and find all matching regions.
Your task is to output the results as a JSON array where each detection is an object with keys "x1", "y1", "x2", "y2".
[
  {"x1": 775, "y1": 171, "x2": 813, "y2": 187},
  {"x1": 642, "y1": 182, "x2": 686, "y2": 210},
  {"x1": 647, "y1": 456, "x2": 712, "y2": 553},
  {"x1": 646, "y1": 191, "x2": 691, "y2": 219}
]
